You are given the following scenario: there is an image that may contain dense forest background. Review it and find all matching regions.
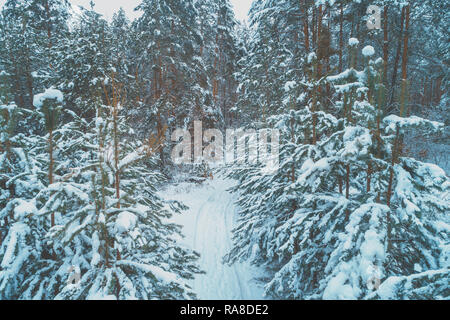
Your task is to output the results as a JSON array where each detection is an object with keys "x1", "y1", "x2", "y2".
[{"x1": 0, "y1": 0, "x2": 448, "y2": 300}]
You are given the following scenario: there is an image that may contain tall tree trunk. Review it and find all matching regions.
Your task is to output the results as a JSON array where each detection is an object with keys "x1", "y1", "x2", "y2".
[
  {"x1": 49, "y1": 128, "x2": 54, "y2": 227},
  {"x1": 325, "y1": 8, "x2": 331, "y2": 101},
  {"x1": 312, "y1": 7, "x2": 316, "y2": 48},
  {"x1": 399, "y1": 5, "x2": 410, "y2": 117},
  {"x1": 113, "y1": 109, "x2": 120, "y2": 209},
  {"x1": 25, "y1": 57, "x2": 34, "y2": 108},
  {"x1": 157, "y1": 112, "x2": 165, "y2": 167},
  {"x1": 345, "y1": 164, "x2": 350, "y2": 220},
  {"x1": 44, "y1": 0, "x2": 52, "y2": 48},
  {"x1": 312, "y1": 60, "x2": 318, "y2": 145},
  {"x1": 213, "y1": 14, "x2": 220, "y2": 103},
  {"x1": 383, "y1": 6, "x2": 389, "y2": 85},
  {"x1": 435, "y1": 77, "x2": 442, "y2": 105},
  {"x1": 423, "y1": 76, "x2": 430, "y2": 106},
  {"x1": 355, "y1": 12, "x2": 360, "y2": 68},
  {"x1": 346, "y1": 164, "x2": 350, "y2": 199},
  {"x1": 317, "y1": 4, "x2": 323, "y2": 82},
  {"x1": 389, "y1": 6, "x2": 406, "y2": 106},
  {"x1": 290, "y1": 101, "x2": 296, "y2": 183},
  {"x1": 170, "y1": 20, "x2": 177, "y2": 100},
  {"x1": 97, "y1": 114, "x2": 109, "y2": 268},
  {"x1": 302, "y1": 0, "x2": 310, "y2": 52},
  {"x1": 339, "y1": 5, "x2": 344, "y2": 72}
]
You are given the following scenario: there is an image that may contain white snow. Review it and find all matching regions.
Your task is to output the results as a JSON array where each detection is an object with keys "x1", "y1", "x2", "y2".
[
  {"x1": 339, "y1": 126, "x2": 372, "y2": 159},
  {"x1": 284, "y1": 81, "x2": 296, "y2": 93},
  {"x1": 1, "y1": 222, "x2": 30, "y2": 268},
  {"x1": 116, "y1": 260, "x2": 180, "y2": 285},
  {"x1": 323, "y1": 272, "x2": 356, "y2": 300},
  {"x1": 95, "y1": 117, "x2": 104, "y2": 128},
  {"x1": 13, "y1": 199, "x2": 37, "y2": 220},
  {"x1": 348, "y1": 38, "x2": 359, "y2": 46},
  {"x1": 323, "y1": 203, "x2": 389, "y2": 300},
  {"x1": 115, "y1": 211, "x2": 138, "y2": 233},
  {"x1": 370, "y1": 269, "x2": 450, "y2": 300},
  {"x1": 307, "y1": 52, "x2": 317, "y2": 63},
  {"x1": 161, "y1": 177, "x2": 266, "y2": 300},
  {"x1": 383, "y1": 115, "x2": 443, "y2": 133},
  {"x1": 362, "y1": 45, "x2": 375, "y2": 57},
  {"x1": 33, "y1": 88, "x2": 64, "y2": 108}
]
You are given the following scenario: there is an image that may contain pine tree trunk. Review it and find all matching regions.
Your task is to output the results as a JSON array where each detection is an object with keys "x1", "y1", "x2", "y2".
[
  {"x1": 339, "y1": 5, "x2": 344, "y2": 73},
  {"x1": 421, "y1": 77, "x2": 426, "y2": 107},
  {"x1": 312, "y1": 63, "x2": 318, "y2": 145},
  {"x1": 383, "y1": 6, "x2": 389, "y2": 85},
  {"x1": 345, "y1": 164, "x2": 350, "y2": 220},
  {"x1": 428, "y1": 78, "x2": 433, "y2": 106},
  {"x1": 157, "y1": 113, "x2": 165, "y2": 167},
  {"x1": 302, "y1": 0, "x2": 310, "y2": 52},
  {"x1": 435, "y1": 77, "x2": 442, "y2": 105},
  {"x1": 312, "y1": 7, "x2": 316, "y2": 48},
  {"x1": 44, "y1": 0, "x2": 52, "y2": 49},
  {"x1": 213, "y1": 21, "x2": 220, "y2": 103},
  {"x1": 399, "y1": 5, "x2": 410, "y2": 117},
  {"x1": 113, "y1": 106, "x2": 120, "y2": 209},
  {"x1": 387, "y1": 167, "x2": 394, "y2": 208},
  {"x1": 170, "y1": 20, "x2": 177, "y2": 101},
  {"x1": 325, "y1": 9, "x2": 331, "y2": 101},
  {"x1": 317, "y1": 4, "x2": 323, "y2": 84},
  {"x1": 387, "y1": 126, "x2": 400, "y2": 207},
  {"x1": 49, "y1": 128, "x2": 55, "y2": 227},
  {"x1": 25, "y1": 61, "x2": 34, "y2": 108},
  {"x1": 97, "y1": 116, "x2": 109, "y2": 268},
  {"x1": 389, "y1": 6, "x2": 406, "y2": 106},
  {"x1": 290, "y1": 113, "x2": 296, "y2": 183},
  {"x1": 346, "y1": 164, "x2": 350, "y2": 199}
]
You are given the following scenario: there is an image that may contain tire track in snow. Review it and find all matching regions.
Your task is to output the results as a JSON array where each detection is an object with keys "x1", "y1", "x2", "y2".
[
  {"x1": 164, "y1": 177, "x2": 265, "y2": 300},
  {"x1": 221, "y1": 188, "x2": 245, "y2": 299}
]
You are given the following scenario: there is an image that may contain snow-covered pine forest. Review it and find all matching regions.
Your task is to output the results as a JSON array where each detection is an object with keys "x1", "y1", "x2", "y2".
[{"x1": 0, "y1": 0, "x2": 448, "y2": 300}]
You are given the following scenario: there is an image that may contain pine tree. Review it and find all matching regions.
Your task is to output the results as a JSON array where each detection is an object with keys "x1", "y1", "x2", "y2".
[
  {"x1": 234, "y1": 0, "x2": 292, "y2": 125},
  {"x1": 225, "y1": 43, "x2": 449, "y2": 300},
  {"x1": 0, "y1": 0, "x2": 71, "y2": 111},
  {"x1": 45, "y1": 83, "x2": 201, "y2": 300},
  {"x1": 197, "y1": 0, "x2": 239, "y2": 126},
  {"x1": 133, "y1": 0, "x2": 221, "y2": 167},
  {"x1": 0, "y1": 101, "x2": 48, "y2": 299},
  {"x1": 55, "y1": 3, "x2": 114, "y2": 118}
]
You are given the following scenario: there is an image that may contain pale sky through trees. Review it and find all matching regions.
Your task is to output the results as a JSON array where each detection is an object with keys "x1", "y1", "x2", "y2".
[{"x1": 0, "y1": 0, "x2": 252, "y2": 22}]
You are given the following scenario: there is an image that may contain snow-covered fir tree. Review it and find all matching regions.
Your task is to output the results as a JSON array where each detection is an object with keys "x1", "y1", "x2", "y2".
[
  {"x1": 233, "y1": 0, "x2": 292, "y2": 125},
  {"x1": 1, "y1": 83, "x2": 202, "y2": 299},
  {"x1": 55, "y1": 3, "x2": 115, "y2": 118},
  {"x1": 46, "y1": 83, "x2": 202, "y2": 299},
  {"x1": 0, "y1": 89, "x2": 60, "y2": 299},
  {"x1": 0, "y1": 0, "x2": 71, "y2": 111},
  {"x1": 133, "y1": 0, "x2": 222, "y2": 168},
  {"x1": 225, "y1": 42, "x2": 449, "y2": 300}
]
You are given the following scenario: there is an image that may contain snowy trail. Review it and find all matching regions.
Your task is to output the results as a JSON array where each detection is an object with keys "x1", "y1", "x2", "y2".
[{"x1": 163, "y1": 177, "x2": 265, "y2": 300}]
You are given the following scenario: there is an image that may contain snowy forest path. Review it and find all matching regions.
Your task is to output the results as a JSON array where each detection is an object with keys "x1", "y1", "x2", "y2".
[{"x1": 162, "y1": 177, "x2": 266, "y2": 300}]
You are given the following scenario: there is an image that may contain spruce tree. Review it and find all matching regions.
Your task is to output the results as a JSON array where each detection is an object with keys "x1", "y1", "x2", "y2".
[{"x1": 226, "y1": 42, "x2": 449, "y2": 300}]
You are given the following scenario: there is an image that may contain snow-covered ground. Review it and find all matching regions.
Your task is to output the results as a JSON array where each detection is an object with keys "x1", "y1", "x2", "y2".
[{"x1": 162, "y1": 176, "x2": 266, "y2": 300}]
